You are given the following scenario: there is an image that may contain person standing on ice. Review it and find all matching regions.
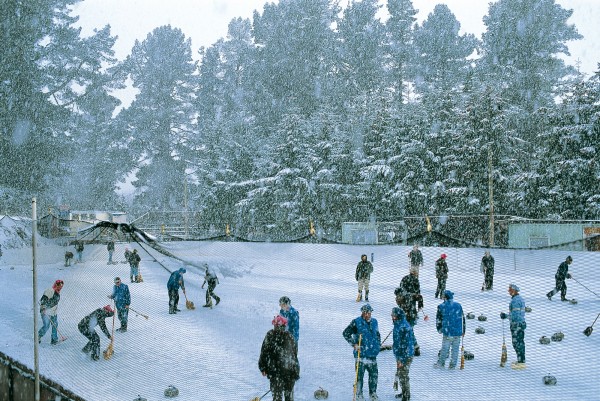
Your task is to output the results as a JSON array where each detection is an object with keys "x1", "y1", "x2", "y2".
[
  {"x1": 500, "y1": 283, "x2": 527, "y2": 369},
  {"x1": 38, "y1": 279, "x2": 64, "y2": 345},
  {"x1": 395, "y1": 270, "x2": 423, "y2": 356},
  {"x1": 201, "y1": 266, "x2": 220, "y2": 307},
  {"x1": 546, "y1": 255, "x2": 573, "y2": 301},
  {"x1": 434, "y1": 253, "x2": 448, "y2": 299},
  {"x1": 129, "y1": 249, "x2": 141, "y2": 283},
  {"x1": 258, "y1": 315, "x2": 300, "y2": 401},
  {"x1": 106, "y1": 239, "x2": 115, "y2": 264},
  {"x1": 78, "y1": 305, "x2": 114, "y2": 361},
  {"x1": 343, "y1": 303, "x2": 381, "y2": 401},
  {"x1": 167, "y1": 267, "x2": 186, "y2": 314},
  {"x1": 355, "y1": 254, "x2": 374, "y2": 302},
  {"x1": 392, "y1": 307, "x2": 415, "y2": 401},
  {"x1": 279, "y1": 296, "x2": 299, "y2": 352},
  {"x1": 74, "y1": 240, "x2": 84, "y2": 263},
  {"x1": 480, "y1": 250, "x2": 495, "y2": 291},
  {"x1": 407, "y1": 245, "x2": 423, "y2": 277},
  {"x1": 433, "y1": 290, "x2": 465, "y2": 370},
  {"x1": 108, "y1": 277, "x2": 130, "y2": 332}
]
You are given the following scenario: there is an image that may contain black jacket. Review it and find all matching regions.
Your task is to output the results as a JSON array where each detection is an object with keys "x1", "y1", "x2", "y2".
[
  {"x1": 78, "y1": 308, "x2": 113, "y2": 338},
  {"x1": 258, "y1": 328, "x2": 300, "y2": 381}
]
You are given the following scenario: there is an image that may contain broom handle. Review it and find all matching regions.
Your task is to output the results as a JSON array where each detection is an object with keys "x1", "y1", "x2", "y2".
[
  {"x1": 572, "y1": 277, "x2": 599, "y2": 298},
  {"x1": 591, "y1": 313, "x2": 600, "y2": 328},
  {"x1": 48, "y1": 316, "x2": 67, "y2": 340},
  {"x1": 380, "y1": 330, "x2": 392, "y2": 346},
  {"x1": 129, "y1": 307, "x2": 149, "y2": 320},
  {"x1": 110, "y1": 301, "x2": 115, "y2": 344},
  {"x1": 352, "y1": 334, "x2": 362, "y2": 401}
]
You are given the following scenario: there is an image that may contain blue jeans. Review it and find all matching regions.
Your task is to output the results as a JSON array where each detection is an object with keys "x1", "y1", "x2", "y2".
[
  {"x1": 437, "y1": 335, "x2": 461, "y2": 367},
  {"x1": 356, "y1": 358, "x2": 378, "y2": 396},
  {"x1": 108, "y1": 250, "x2": 114, "y2": 263},
  {"x1": 77, "y1": 251, "x2": 83, "y2": 262},
  {"x1": 38, "y1": 314, "x2": 58, "y2": 342}
]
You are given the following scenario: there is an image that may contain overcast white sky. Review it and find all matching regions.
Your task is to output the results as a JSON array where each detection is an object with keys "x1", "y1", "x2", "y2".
[{"x1": 72, "y1": 0, "x2": 599, "y2": 76}]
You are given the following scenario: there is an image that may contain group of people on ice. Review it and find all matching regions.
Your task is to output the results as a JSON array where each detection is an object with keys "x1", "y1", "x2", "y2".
[{"x1": 40, "y1": 241, "x2": 223, "y2": 362}]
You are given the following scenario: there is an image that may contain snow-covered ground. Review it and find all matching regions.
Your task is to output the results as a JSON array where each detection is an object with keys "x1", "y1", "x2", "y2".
[{"x1": 1, "y1": 238, "x2": 599, "y2": 401}]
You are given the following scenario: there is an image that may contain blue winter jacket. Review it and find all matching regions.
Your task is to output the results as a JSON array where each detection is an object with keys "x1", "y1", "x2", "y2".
[
  {"x1": 167, "y1": 268, "x2": 186, "y2": 291},
  {"x1": 280, "y1": 306, "x2": 300, "y2": 344},
  {"x1": 393, "y1": 317, "x2": 415, "y2": 364},
  {"x1": 343, "y1": 316, "x2": 381, "y2": 359},
  {"x1": 436, "y1": 299, "x2": 465, "y2": 337},
  {"x1": 111, "y1": 283, "x2": 130, "y2": 309},
  {"x1": 508, "y1": 294, "x2": 526, "y2": 323}
]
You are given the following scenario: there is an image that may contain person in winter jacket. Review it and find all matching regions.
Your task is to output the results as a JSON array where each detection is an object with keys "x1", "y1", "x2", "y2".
[
  {"x1": 124, "y1": 247, "x2": 131, "y2": 264},
  {"x1": 480, "y1": 251, "x2": 495, "y2": 291},
  {"x1": 395, "y1": 271, "x2": 424, "y2": 356},
  {"x1": 167, "y1": 267, "x2": 186, "y2": 314},
  {"x1": 74, "y1": 240, "x2": 84, "y2": 263},
  {"x1": 392, "y1": 307, "x2": 415, "y2": 401},
  {"x1": 434, "y1": 254, "x2": 448, "y2": 299},
  {"x1": 107, "y1": 240, "x2": 115, "y2": 264},
  {"x1": 407, "y1": 245, "x2": 423, "y2": 277},
  {"x1": 38, "y1": 279, "x2": 64, "y2": 345},
  {"x1": 78, "y1": 305, "x2": 114, "y2": 361},
  {"x1": 355, "y1": 254, "x2": 374, "y2": 302},
  {"x1": 501, "y1": 283, "x2": 527, "y2": 369},
  {"x1": 64, "y1": 251, "x2": 74, "y2": 267},
  {"x1": 343, "y1": 303, "x2": 381, "y2": 401},
  {"x1": 108, "y1": 277, "x2": 130, "y2": 332},
  {"x1": 279, "y1": 296, "x2": 299, "y2": 352},
  {"x1": 258, "y1": 315, "x2": 300, "y2": 401},
  {"x1": 546, "y1": 256, "x2": 573, "y2": 301},
  {"x1": 434, "y1": 290, "x2": 465, "y2": 369},
  {"x1": 201, "y1": 266, "x2": 220, "y2": 307},
  {"x1": 129, "y1": 249, "x2": 141, "y2": 283}
]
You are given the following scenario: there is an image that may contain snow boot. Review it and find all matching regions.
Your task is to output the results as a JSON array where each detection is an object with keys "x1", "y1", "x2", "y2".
[
  {"x1": 130, "y1": 275, "x2": 135, "y2": 283},
  {"x1": 414, "y1": 346, "x2": 421, "y2": 356},
  {"x1": 214, "y1": 295, "x2": 220, "y2": 306},
  {"x1": 546, "y1": 292, "x2": 552, "y2": 301},
  {"x1": 356, "y1": 291, "x2": 363, "y2": 302},
  {"x1": 365, "y1": 290, "x2": 369, "y2": 301}
]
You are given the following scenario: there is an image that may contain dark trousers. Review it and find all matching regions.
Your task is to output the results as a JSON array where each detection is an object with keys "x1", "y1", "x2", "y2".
[
  {"x1": 168, "y1": 288, "x2": 179, "y2": 313},
  {"x1": 435, "y1": 278, "x2": 446, "y2": 298},
  {"x1": 395, "y1": 358, "x2": 412, "y2": 401},
  {"x1": 78, "y1": 322, "x2": 100, "y2": 359},
  {"x1": 117, "y1": 307, "x2": 128, "y2": 329},
  {"x1": 510, "y1": 321, "x2": 526, "y2": 363},
  {"x1": 269, "y1": 375, "x2": 296, "y2": 401},
  {"x1": 548, "y1": 279, "x2": 567, "y2": 300},
  {"x1": 205, "y1": 282, "x2": 220, "y2": 305},
  {"x1": 484, "y1": 269, "x2": 494, "y2": 290},
  {"x1": 356, "y1": 359, "x2": 378, "y2": 397}
]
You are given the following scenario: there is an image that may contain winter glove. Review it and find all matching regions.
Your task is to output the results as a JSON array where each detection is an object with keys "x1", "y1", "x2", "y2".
[
  {"x1": 500, "y1": 312, "x2": 507, "y2": 320},
  {"x1": 107, "y1": 335, "x2": 112, "y2": 340},
  {"x1": 567, "y1": 273, "x2": 572, "y2": 279}
]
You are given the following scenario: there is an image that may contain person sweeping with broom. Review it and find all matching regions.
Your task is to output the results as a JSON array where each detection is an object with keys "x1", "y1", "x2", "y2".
[
  {"x1": 78, "y1": 305, "x2": 114, "y2": 361},
  {"x1": 167, "y1": 267, "x2": 187, "y2": 314},
  {"x1": 38, "y1": 279, "x2": 64, "y2": 345}
]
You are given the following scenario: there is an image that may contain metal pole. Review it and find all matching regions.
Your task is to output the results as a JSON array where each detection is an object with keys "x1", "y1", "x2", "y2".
[
  {"x1": 488, "y1": 146, "x2": 495, "y2": 247},
  {"x1": 32, "y1": 197, "x2": 40, "y2": 401}
]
